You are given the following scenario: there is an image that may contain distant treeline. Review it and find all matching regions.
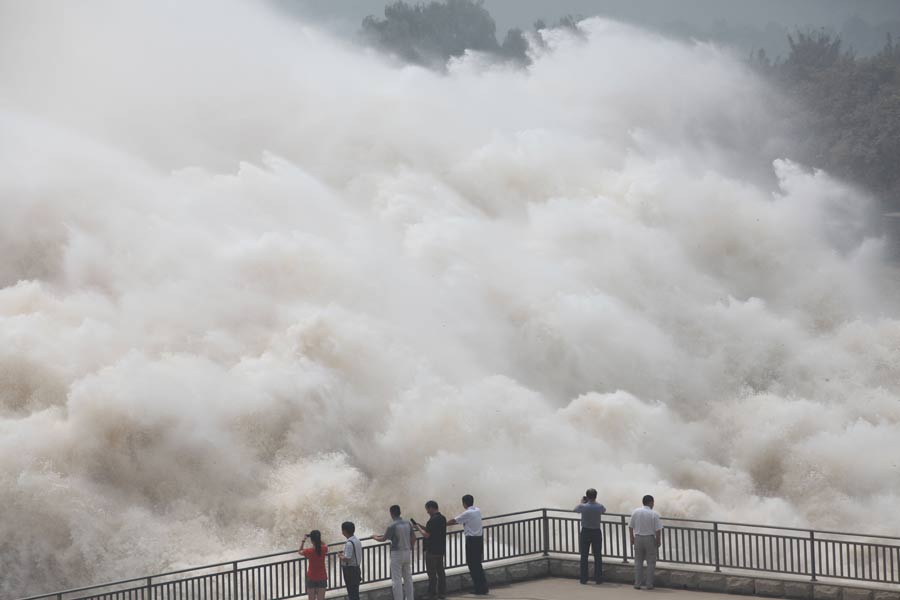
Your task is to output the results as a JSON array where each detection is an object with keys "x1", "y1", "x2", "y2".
[
  {"x1": 752, "y1": 32, "x2": 900, "y2": 212},
  {"x1": 360, "y1": 0, "x2": 577, "y2": 67},
  {"x1": 361, "y1": 1, "x2": 900, "y2": 213}
]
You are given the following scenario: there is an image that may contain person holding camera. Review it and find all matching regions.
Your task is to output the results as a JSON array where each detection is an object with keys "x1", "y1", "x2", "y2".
[
  {"x1": 412, "y1": 501, "x2": 447, "y2": 600},
  {"x1": 574, "y1": 488, "x2": 607, "y2": 584},
  {"x1": 298, "y1": 530, "x2": 328, "y2": 600},
  {"x1": 372, "y1": 505, "x2": 417, "y2": 600}
]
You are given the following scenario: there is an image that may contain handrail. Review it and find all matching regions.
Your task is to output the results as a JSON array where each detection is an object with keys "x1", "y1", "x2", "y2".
[
  {"x1": 542, "y1": 509, "x2": 900, "y2": 540},
  {"x1": 14, "y1": 507, "x2": 900, "y2": 600}
]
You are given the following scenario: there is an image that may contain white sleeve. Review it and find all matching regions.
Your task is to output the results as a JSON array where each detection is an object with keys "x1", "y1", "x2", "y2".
[
  {"x1": 455, "y1": 511, "x2": 472, "y2": 525},
  {"x1": 654, "y1": 513, "x2": 663, "y2": 531}
]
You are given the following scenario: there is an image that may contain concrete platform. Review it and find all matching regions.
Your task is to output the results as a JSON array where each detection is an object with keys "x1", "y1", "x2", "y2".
[
  {"x1": 349, "y1": 557, "x2": 900, "y2": 600},
  {"x1": 447, "y1": 577, "x2": 742, "y2": 600}
]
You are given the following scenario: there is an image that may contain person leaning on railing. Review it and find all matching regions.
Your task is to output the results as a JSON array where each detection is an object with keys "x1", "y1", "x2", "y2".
[
  {"x1": 446, "y1": 494, "x2": 489, "y2": 596},
  {"x1": 372, "y1": 505, "x2": 417, "y2": 600},
  {"x1": 575, "y1": 488, "x2": 607, "y2": 585},
  {"x1": 629, "y1": 495, "x2": 663, "y2": 590}
]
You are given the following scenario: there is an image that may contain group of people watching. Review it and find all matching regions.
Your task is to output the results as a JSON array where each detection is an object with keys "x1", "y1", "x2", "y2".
[
  {"x1": 298, "y1": 491, "x2": 662, "y2": 600},
  {"x1": 575, "y1": 490, "x2": 663, "y2": 590},
  {"x1": 299, "y1": 494, "x2": 487, "y2": 600}
]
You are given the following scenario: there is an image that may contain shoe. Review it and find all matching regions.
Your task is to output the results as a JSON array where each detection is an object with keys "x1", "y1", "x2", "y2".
[
  {"x1": 641, "y1": 586, "x2": 649, "y2": 590},
  {"x1": 634, "y1": 585, "x2": 642, "y2": 589}
]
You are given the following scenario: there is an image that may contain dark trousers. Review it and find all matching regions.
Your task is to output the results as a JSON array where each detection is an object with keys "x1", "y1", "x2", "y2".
[
  {"x1": 579, "y1": 528, "x2": 604, "y2": 583},
  {"x1": 465, "y1": 535, "x2": 489, "y2": 594},
  {"x1": 425, "y1": 552, "x2": 446, "y2": 598},
  {"x1": 342, "y1": 565, "x2": 361, "y2": 600}
]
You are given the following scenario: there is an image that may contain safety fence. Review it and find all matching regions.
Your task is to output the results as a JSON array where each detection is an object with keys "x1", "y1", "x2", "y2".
[{"x1": 18, "y1": 508, "x2": 900, "y2": 600}]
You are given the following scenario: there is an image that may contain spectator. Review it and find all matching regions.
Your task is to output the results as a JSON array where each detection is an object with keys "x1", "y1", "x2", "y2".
[
  {"x1": 339, "y1": 521, "x2": 363, "y2": 600},
  {"x1": 372, "y1": 505, "x2": 417, "y2": 600},
  {"x1": 629, "y1": 495, "x2": 663, "y2": 590},
  {"x1": 413, "y1": 500, "x2": 447, "y2": 600},
  {"x1": 574, "y1": 488, "x2": 607, "y2": 584},
  {"x1": 447, "y1": 494, "x2": 489, "y2": 595},
  {"x1": 298, "y1": 530, "x2": 328, "y2": 600}
]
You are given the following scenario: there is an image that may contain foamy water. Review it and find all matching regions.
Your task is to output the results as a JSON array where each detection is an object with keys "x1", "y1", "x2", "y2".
[{"x1": 1, "y1": 1, "x2": 899, "y2": 596}]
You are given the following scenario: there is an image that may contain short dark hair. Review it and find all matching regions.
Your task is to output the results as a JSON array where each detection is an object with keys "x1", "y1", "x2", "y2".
[
  {"x1": 342, "y1": 521, "x2": 356, "y2": 535},
  {"x1": 642, "y1": 494, "x2": 654, "y2": 506},
  {"x1": 462, "y1": 494, "x2": 474, "y2": 508},
  {"x1": 585, "y1": 488, "x2": 597, "y2": 500},
  {"x1": 390, "y1": 504, "x2": 401, "y2": 518},
  {"x1": 425, "y1": 500, "x2": 439, "y2": 510}
]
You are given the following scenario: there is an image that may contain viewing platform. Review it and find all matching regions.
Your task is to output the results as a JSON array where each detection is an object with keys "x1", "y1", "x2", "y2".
[{"x1": 17, "y1": 508, "x2": 900, "y2": 600}]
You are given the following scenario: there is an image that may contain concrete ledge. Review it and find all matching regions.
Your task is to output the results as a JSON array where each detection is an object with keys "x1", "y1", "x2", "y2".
[
  {"x1": 331, "y1": 556, "x2": 899, "y2": 600},
  {"x1": 756, "y1": 579, "x2": 786, "y2": 597}
]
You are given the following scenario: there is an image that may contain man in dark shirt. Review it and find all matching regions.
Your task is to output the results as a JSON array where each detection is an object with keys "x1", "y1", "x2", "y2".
[
  {"x1": 413, "y1": 500, "x2": 447, "y2": 600},
  {"x1": 575, "y1": 487, "x2": 607, "y2": 584}
]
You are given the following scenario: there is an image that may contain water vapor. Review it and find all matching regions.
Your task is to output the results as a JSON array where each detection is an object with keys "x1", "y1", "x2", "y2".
[{"x1": 1, "y1": 1, "x2": 899, "y2": 595}]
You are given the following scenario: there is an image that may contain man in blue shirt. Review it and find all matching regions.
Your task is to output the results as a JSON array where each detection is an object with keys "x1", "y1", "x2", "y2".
[{"x1": 574, "y1": 488, "x2": 607, "y2": 584}]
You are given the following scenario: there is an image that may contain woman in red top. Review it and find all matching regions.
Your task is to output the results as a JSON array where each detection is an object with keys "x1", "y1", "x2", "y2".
[{"x1": 299, "y1": 530, "x2": 328, "y2": 600}]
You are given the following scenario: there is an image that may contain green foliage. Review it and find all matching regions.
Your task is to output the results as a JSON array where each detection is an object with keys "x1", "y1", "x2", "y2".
[
  {"x1": 361, "y1": 0, "x2": 502, "y2": 66},
  {"x1": 360, "y1": 1, "x2": 585, "y2": 67},
  {"x1": 758, "y1": 30, "x2": 900, "y2": 210}
]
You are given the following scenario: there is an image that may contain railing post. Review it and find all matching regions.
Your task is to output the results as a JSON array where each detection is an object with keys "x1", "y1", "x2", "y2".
[
  {"x1": 232, "y1": 561, "x2": 239, "y2": 600},
  {"x1": 145, "y1": 577, "x2": 152, "y2": 600},
  {"x1": 542, "y1": 509, "x2": 550, "y2": 556},
  {"x1": 713, "y1": 522, "x2": 721, "y2": 572},
  {"x1": 621, "y1": 515, "x2": 629, "y2": 564},
  {"x1": 809, "y1": 531, "x2": 817, "y2": 582}
]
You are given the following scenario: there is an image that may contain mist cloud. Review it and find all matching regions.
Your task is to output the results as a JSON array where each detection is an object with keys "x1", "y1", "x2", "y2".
[{"x1": 1, "y1": 1, "x2": 899, "y2": 596}]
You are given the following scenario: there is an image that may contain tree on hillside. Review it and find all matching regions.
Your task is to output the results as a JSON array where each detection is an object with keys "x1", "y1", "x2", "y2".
[
  {"x1": 361, "y1": 0, "x2": 501, "y2": 66},
  {"x1": 759, "y1": 31, "x2": 900, "y2": 210},
  {"x1": 360, "y1": 1, "x2": 586, "y2": 67}
]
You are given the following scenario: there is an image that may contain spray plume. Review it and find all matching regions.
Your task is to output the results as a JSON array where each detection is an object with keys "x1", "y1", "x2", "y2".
[{"x1": 1, "y1": 1, "x2": 899, "y2": 595}]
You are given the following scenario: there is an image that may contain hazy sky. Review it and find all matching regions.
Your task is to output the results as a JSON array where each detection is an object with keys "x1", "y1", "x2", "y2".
[{"x1": 279, "y1": 0, "x2": 900, "y2": 55}]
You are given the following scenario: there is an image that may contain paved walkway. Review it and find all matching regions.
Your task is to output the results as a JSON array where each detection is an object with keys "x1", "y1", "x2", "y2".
[{"x1": 448, "y1": 577, "x2": 729, "y2": 600}]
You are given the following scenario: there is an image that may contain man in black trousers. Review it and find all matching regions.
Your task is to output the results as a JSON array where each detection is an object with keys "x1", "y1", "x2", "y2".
[
  {"x1": 339, "y1": 521, "x2": 363, "y2": 600},
  {"x1": 447, "y1": 494, "x2": 489, "y2": 595},
  {"x1": 413, "y1": 500, "x2": 447, "y2": 599},
  {"x1": 574, "y1": 488, "x2": 607, "y2": 584}
]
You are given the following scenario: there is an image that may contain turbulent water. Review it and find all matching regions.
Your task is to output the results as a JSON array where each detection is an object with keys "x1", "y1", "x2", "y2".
[{"x1": 2, "y1": 1, "x2": 900, "y2": 596}]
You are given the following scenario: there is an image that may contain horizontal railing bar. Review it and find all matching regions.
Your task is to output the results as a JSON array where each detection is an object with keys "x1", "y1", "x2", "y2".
[{"x1": 542, "y1": 509, "x2": 900, "y2": 541}]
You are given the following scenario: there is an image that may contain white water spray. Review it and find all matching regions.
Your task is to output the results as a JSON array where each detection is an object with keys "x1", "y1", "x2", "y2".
[{"x1": 1, "y1": 1, "x2": 899, "y2": 596}]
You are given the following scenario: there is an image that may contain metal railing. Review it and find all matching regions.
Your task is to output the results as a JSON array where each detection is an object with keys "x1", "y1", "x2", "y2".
[{"x1": 17, "y1": 508, "x2": 900, "y2": 600}]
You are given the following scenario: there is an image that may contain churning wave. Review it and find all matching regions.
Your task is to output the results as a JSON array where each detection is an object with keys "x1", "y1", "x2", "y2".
[{"x1": 1, "y1": 1, "x2": 899, "y2": 595}]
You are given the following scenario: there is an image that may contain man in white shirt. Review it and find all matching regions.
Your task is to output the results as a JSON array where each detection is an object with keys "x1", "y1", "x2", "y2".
[
  {"x1": 339, "y1": 521, "x2": 363, "y2": 600},
  {"x1": 447, "y1": 494, "x2": 489, "y2": 595},
  {"x1": 629, "y1": 495, "x2": 663, "y2": 590}
]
